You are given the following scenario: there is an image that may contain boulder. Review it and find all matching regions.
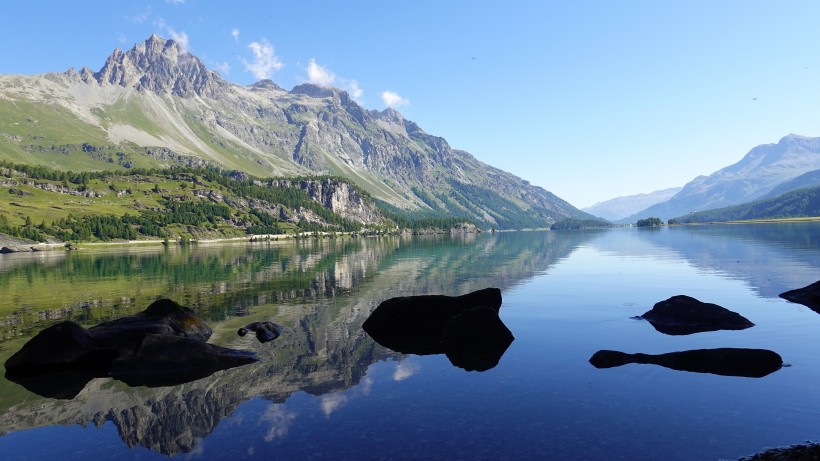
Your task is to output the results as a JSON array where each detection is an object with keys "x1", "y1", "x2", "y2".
[
  {"x1": 363, "y1": 287, "x2": 502, "y2": 355},
  {"x1": 238, "y1": 321, "x2": 283, "y2": 343},
  {"x1": 638, "y1": 295, "x2": 754, "y2": 335},
  {"x1": 5, "y1": 299, "x2": 258, "y2": 399},
  {"x1": 363, "y1": 288, "x2": 514, "y2": 372},
  {"x1": 779, "y1": 280, "x2": 820, "y2": 314},
  {"x1": 589, "y1": 348, "x2": 783, "y2": 378}
]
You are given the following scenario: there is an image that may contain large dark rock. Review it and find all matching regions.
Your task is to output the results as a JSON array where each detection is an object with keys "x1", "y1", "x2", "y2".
[
  {"x1": 779, "y1": 280, "x2": 820, "y2": 314},
  {"x1": 638, "y1": 295, "x2": 754, "y2": 335},
  {"x1": 362, "y1": 288, "x2": 513, "y2": 371},
  {"x1": 5, "y1": 299, "x2": 258, "y2": 399},
  {"x1": 589, "y1": 348, "x2": 783, "y2": 378}
]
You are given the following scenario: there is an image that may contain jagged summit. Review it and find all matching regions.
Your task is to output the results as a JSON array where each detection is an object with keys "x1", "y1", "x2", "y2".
[
  {"x1": 290, "y1": 83, "x2": 341, "y2": 99},
  {"x1": 78, "y1": 34, "x2": 229, "y2": 98}
]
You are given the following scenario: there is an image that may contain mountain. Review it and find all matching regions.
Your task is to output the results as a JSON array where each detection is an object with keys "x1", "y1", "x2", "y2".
[
  {"x1": 760, "y1": 169, "x2": 820, "y2": 199},
  {"x1": 583, "y1": 187, "x2": 681, "y2": 221},
  {"x1": 623, "y1": 134, "x2": 820, "y2": 222},
  {"x1": 0, "y1": 34, "x2": 591, "y2": 229},
  {"x1": 673, "y1": 185, "x2": 820, "y2": 224}
]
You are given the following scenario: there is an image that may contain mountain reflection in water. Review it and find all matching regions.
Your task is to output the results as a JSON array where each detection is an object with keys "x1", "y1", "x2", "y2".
[{"x1": 0, "y1": 232, "x2": 591, "y2": 455}]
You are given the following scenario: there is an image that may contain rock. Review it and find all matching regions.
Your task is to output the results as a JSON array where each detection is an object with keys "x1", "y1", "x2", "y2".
[
  {"x1": 441, "y1": 306, "x2": 515, "y2": 372},
  {"x1": 589, "y1": 348, "x2": 783, "y2": 378},
  {"x1": 363, "y1": 287, "x2": 502, "y2": 355},
  {"x1": 737, "y1": 442, "x2": 820, "y2": 461},
  {"x1": 779, "y1": 280, "x2": 820, "y2": 314},
  {"x1": 0, "y1": 246, "x2": 20, "y2": 253},
  {"x1": 638, "y1": 295, "x2": 754, "y2": 335},
  {"x1": 237, "y1": 321, "x2": 283, "y2": 343},
  {"x1": 5, "y1": 299, "x2": 258, "y2": 399},
  {"x1": 362, "y1": 288, "x2": 514, "y2": 371}
]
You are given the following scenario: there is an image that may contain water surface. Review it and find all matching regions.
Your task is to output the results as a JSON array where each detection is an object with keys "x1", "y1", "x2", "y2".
[{"x1": 1, "y1": 224, "x2": 819, "y2": 460}]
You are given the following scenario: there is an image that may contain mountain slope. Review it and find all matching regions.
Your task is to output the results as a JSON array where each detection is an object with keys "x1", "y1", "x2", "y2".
[
  {"x1": 0, "y1": 34, "x2": 591, "y2": 229},
  {"x1": 583, "y1": 187, "x2": 681, "y2": 221},
  {"x1": 760, "y1": 169, "x2": 820, "y2": 199},
  {"x1": 623, "y1": 134, "x2": 820, "y2": 222},
  {"x1": 674, "y1": 185, "x2": 820, "y2": 223}
]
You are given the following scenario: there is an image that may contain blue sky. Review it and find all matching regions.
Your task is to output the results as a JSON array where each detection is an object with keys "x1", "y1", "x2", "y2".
[{"x1": 2, "y1": 1, "x2": 820, "y2": 208}]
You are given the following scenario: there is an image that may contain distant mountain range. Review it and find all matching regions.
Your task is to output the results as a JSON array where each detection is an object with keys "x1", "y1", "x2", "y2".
[
  {"x1": 0, "y1": 34, "x2": 591, "y2": 229},
  {"x1": 620, "y1": 134, "x2": 820, "y2": 222},
  {"x1": 583, "y1": 187, "x2": 681, "y2": 221}
]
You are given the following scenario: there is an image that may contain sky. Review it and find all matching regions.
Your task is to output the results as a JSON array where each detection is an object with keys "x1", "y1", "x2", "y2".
[{"x1": 2, "y1": 1, "x2": 820, "y2": 208}]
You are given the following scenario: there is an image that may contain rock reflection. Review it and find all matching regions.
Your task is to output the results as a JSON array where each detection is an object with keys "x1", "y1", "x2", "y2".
[
  {"x1": 363, "y1": 288, "x2": 514, "y2": 371},
  {"x1": 589, "y1": 348, "x2": 783, "y2": 378}
]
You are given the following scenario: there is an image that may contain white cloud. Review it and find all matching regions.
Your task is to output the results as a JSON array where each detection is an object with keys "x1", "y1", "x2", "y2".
[
  {"x1": 307, "y1": 59, "x2": 336, "y2": 87},
  {"x1": 155, "y1": 19, "x2": 189, "y2": 53},
  {"x1": 168, "y1": 29, "x2": 189, "y2": 53},
  {"x1": 260, "y1": 404, "x2": 297, "y2": 442},
  {"x1": 242, "y1": 39, "x2": 284, "y2": 80},
  {"x1": 214, "y1": 61, "x2": 230, "y2": 75},
  {"x1": 320, "y1": 392, "x2": 348, "y2": 417},
  {"x1": 167, "y1": 0, "x2": 186, "y2": 4},
  {"x1": 231, "y1": 28, "x2": 240, "y2": 42},
  {"x1": 125, "y1": 6, "x2": 152, "y2": 23},
  {"x1": 392, "y1": 361, "x2": 418, "y2": 381},
  {"x1": 345, "y1": 79, "x2": 363, "y2": 100},
  {"x1": 381, "y1": 90, "x2": 408, "y2": 108}
]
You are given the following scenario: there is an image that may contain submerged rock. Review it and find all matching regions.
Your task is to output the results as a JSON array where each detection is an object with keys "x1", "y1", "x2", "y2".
[
  {"x1": 238, "y1": 321, "x2": 283, "y2": 343},
  {"x1": 737, "y1": 441, "x2": 820, "y2": 460},
  {"x1": 638, "y1": 295, "x2": 754, "y2": 335},
  {"x1": 779, "y1": 280, "x2": 820, "y2": 314},
  {"x1": 589, "y1": 348, "x2": 783, "y2": 378},
  {"x1": 5, "y1": 299, "x2": 258, "y2": 398},
  {"x1": 363, "y1": 288, "x2": 513, "y2": 371}
]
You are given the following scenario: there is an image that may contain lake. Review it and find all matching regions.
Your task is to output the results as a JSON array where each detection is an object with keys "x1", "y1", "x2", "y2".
[{"x1": 1, "y1": 223, "x2": 819, "y2": 460}]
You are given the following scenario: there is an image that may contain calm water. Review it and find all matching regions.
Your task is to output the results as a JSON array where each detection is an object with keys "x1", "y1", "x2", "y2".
[{"x1": 1, "y1": 223, "x2": 819, "y2": 460}]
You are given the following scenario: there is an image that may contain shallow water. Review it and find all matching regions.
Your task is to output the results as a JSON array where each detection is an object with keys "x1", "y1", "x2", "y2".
[{"x1": 1, "y1": 223, "x2": 819, "y2": 460}]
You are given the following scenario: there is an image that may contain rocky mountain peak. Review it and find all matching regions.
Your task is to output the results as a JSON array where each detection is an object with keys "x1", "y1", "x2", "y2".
[
  {"x1": 290, "y1": 83, "x2": 339, "y2": 99},
  {"x1": 91, "y1": 34, "x2": 228, "y2": 98}
]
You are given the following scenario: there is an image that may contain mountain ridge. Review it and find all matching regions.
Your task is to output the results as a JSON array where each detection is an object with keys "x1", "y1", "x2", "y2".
[
  {"x1": 0, "y1": 35, "x2": 592, "y2": 229},
  {"x1": 622, "y1": 134, "x2": 820, "y2": 222}
]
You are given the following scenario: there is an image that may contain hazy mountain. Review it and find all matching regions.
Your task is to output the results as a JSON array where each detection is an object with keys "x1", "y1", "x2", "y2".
[
  {"x1": 760, "y1": 169, "x2": 820, "y2": 199},
  {"x1": 583, "y1": 187, "x2": 681, "y2": 221},
  {"x1": 674, "y1": 185, "x2": 820, "y2": 224},
  {"x1": 623, "y1": 134, "x2": 820, "y2": 222},
  {"x1": 0, "y1": 34, "x2": 591, "y2": 229}
]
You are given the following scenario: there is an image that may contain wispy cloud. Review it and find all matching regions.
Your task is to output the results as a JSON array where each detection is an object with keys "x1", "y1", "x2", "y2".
[
  {"x1": 305, "y1": 60, "x2": 363, "y2": 100},
  {"x1": 381, "y1": 90, "x2": 409, "y2": 108},
  {"x1": 242, "y1": 39, "x2": 284, "y2": 80},
  {"x1": 260, "y1": 404, "x2": 297, "y2": 442},
  {"x1": 167, "y1": 0, "x2": 186, "y2": 4},
  {"x1": 125, "y1": 6, "x2": 152, "y2": 24},
  {"x1": 320, "y1": 392, "x2": 348, "y2": 417},
  {"x1": 307, "y1": 59, "x2": 336, "y2": 87},
  {"x1": 393, "y1": 361, "x2": 418, "y2": 381},
  {"x1": 213, "y1": 61, "x2": 230, "y2": 75},
  {"x1": 155, "y1": 19, "x2": 189, "y2": 53},
  {"x1": 346, "y1": 79, "x2": 363, "y2": 100},
  {"x1": 231, "y1": 28, "x2": 240, "y2": 42}
]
